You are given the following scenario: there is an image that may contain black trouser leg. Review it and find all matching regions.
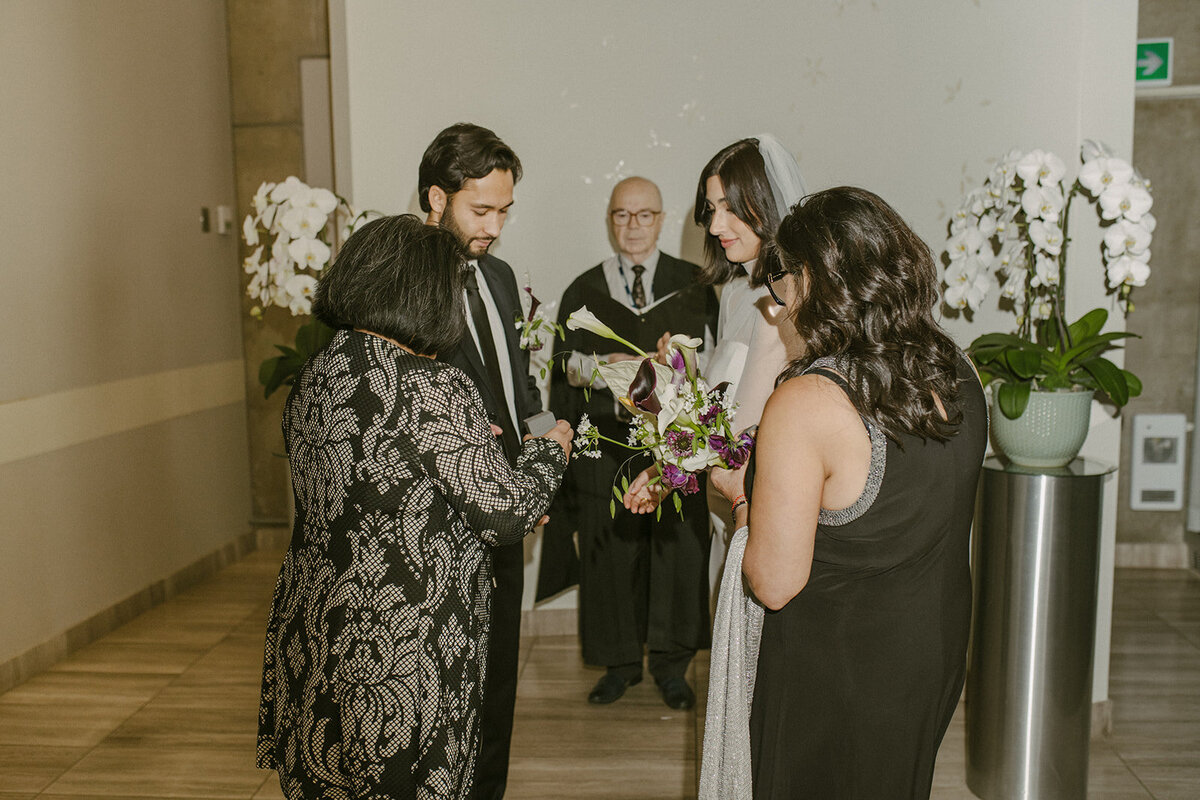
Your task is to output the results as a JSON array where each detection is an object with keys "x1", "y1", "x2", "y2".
[{"x1": 471, "y1": 540, "x2": 524, "y2": 800}]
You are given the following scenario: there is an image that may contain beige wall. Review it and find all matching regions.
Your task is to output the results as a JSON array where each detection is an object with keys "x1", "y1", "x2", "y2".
[
  {"x1": 0, "y1": 1, "x2": 250, "y2": 666},
  {"x1": 228, "y1": 0, "x2": 330, "y2": 524},
  {"x1": 1115, "y1": 0, "x2": 1200, "y2": 557}
]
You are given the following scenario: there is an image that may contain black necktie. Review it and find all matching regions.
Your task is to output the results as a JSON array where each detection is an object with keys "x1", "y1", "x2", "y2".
[
  {"x1": 464, "y1": 266, "x2": 519, "y2": 458},
  {"x1": 630, "y1": 264, "x2": 647, "y2": 309}
]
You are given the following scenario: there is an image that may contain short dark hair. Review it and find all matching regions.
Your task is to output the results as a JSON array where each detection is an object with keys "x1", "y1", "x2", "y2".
[
  {"x1": 312, "y1": 215, "x2": 466, "y2": 356},
  {"x1": 693, "y1": 138, "x2": 780, "y2": 287},
  {"x1": 418, "y1": 123, "x2": 523, "y2": 213},
  {"x1": 776, "y1": 187, "x2": 964, "y2": 443}
]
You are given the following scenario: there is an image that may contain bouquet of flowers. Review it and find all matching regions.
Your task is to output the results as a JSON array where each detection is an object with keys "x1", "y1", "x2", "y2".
[
  {"x1": 241, "y1": 176, "x2": 376, "y2": 397},
  {"x1": 566, "y1": 307, "x2": 753, "y2": 516}
]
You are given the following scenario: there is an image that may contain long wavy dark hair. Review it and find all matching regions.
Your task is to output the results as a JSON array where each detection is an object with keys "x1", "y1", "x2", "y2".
[{"x1": 776, "y1": 187, "x2": 963, "y2": 442}]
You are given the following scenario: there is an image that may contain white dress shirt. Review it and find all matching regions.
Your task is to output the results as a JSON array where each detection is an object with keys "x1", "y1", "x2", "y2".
[{"x1": 462, "y1": 260, "x2": 520, "y2": 428}]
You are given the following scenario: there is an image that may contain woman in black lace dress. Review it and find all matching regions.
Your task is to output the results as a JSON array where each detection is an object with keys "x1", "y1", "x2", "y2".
[
  {"x1": 709, "y1": 188, "x2": 987, "y2": 799},
  {"x1": 256, "y1": 215, "x2": 572, "y2": 799}
]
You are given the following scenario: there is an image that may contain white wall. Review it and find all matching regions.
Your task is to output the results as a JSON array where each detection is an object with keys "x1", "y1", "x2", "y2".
[
  {"x1": 0, "y1": 1, "x2": 250, "y2": 667},
  {"x1": 332, "y1": 0, "x2": 1138, "y2": 701}
]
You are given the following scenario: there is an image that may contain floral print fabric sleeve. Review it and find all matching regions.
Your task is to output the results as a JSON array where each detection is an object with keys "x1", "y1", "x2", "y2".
[{"x1": 417, "y1": 368, "x2": 566, "y2": 546}]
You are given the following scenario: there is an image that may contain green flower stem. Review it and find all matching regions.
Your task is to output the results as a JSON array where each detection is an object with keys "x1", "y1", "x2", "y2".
[
  {"x1": 587, "y1": 328, "x2": 648, "y2": 358},
  {"x1": 1054, "y1": 186, "x2": 1078, "y2": 349},
  {"x1": 590, "y1": 432, "x2": 645, "y2": 451}
]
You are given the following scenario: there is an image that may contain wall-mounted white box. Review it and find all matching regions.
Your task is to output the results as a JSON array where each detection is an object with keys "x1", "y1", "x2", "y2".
[{"x1": 1130, "y1": 413, "x2": 1187, "y2": 511}]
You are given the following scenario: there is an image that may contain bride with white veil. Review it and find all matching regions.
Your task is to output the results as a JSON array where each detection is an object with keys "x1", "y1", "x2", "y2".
[{"x1": 626, "y1": 134, "x2": 808, "y2": 799}]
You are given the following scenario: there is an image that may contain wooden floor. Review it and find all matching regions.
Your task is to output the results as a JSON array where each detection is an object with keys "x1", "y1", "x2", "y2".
[{"x1": 0, "y1": 544, "x2": 1196, "y2": 799}]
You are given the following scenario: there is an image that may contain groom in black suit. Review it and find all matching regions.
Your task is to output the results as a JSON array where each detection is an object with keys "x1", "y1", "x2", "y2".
[{"x1": 420, "y1": 123, "x2": 541, "y2": 800}]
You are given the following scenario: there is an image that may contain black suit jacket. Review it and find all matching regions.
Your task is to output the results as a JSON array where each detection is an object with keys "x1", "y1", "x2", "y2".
[{"x1": 440, "y1": 253, "x2": 542, "y2": 460}]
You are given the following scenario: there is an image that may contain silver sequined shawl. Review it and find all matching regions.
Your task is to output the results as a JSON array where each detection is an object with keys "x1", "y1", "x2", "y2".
[{"x1": 698, "y1": 525, "x2": 762, "y2": 800}]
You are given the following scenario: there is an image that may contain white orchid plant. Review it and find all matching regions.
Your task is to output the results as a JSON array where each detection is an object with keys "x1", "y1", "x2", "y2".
[
  {"x1": 566, "y1": 306, "x2": 752, "y2": 517},
  {"x1": 942, "y1": 142, "x2": 1152, "y2": 419},
  {"x1": 241, "y1": 176, "x2": 376, "y2": 397}
]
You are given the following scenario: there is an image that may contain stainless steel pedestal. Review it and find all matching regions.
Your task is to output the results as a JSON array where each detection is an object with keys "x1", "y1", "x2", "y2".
[{"x1": 966, "y1": 457, "x2": 1114, "y2": 800}]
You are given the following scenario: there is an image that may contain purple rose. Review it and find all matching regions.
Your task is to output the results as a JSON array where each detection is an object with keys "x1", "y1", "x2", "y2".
[
  {"x1": 725, "y1": 432, "x2": 755, "y2": 469},
  {"x1": 708, "y1": 434, "x2": 731, "y2": 460},
  {"x1": 661, "y1": 462, "x2": 690, "y2": 489},
  {"x1": 682, "y1": 472, "x2": 701, "y2": 495}
]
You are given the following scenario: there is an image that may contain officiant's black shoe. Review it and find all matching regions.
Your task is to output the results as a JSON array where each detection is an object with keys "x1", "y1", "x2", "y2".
[
  {"x1": 656, "y1": 677, "x2": 696, "y2": 710},
  {"x1": 588, "y1": 672, "x2": 641, "y2": 704}
]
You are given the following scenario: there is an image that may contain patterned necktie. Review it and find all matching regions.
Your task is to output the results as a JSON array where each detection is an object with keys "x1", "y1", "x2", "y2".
[
  {"x1": 463, "y1": 266, "x2": 518, "y2": 458},
  {"x1": 630, "y1": 264, "x2": 647, "y2": 309}
]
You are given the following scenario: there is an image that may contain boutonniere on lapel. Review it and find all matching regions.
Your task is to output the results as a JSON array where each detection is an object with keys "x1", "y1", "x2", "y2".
[{"x1": 514, "y1": 278, "x2": 565, "y2": 379}]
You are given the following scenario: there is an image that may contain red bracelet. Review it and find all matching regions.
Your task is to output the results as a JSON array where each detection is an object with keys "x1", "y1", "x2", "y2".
[{"x1": 731, "y1": 494, "x2": 747, "y2": 513}]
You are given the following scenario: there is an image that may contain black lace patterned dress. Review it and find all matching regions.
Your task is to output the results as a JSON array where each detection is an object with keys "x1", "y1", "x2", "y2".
[
  {"x1": 257, "y1": 329, "x2": 566, "y2": 799},
  {"x1": 748, "y1": 355, "x2": 987, "y2": 799}
]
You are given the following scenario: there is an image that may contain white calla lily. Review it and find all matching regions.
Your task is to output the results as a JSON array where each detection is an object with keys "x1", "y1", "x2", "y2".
[{"x1": 566, "y1": 306, "x2": 648, "y2": 356}]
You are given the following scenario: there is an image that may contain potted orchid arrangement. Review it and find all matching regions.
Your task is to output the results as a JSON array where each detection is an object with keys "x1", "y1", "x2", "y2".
[
  {"x1": 242, "y1": 176, "x2": 375, "y2": 397},
  {"x1": 942, "y1": 141, "x2": 1153, "y2": 467},
  {"x1": 566, "y1": 307, "x2": 753, "y2": 517}
]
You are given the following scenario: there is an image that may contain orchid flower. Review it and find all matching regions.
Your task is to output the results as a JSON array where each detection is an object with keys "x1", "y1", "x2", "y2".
[
  {"x1": 287, "y1": 237, "x2": 333, "y2": 271},
  {"x1": 1079, "y1": 157, "x2": 1134, "y2": 197}
]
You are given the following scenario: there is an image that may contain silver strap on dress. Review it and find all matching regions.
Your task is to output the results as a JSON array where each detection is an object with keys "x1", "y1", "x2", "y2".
[
  {"x1": 699, "y1": 525, "x2": 763, "y2": 800},
  {"x1": 754, "y1": 133, "x2": 808, "y2": 218}
]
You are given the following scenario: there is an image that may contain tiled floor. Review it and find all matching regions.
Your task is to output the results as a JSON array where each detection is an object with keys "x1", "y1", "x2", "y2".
[{"x1": 0, "y1": 545, "x2": 1196, "y2": 799}]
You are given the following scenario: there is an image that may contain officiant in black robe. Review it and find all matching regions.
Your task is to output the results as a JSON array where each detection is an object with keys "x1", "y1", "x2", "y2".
[{"x1": 537, "y1": 177, "x2": 717, "y2": 710}]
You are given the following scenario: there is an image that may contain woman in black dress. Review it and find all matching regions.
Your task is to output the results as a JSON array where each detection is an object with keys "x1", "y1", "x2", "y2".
[
  {"x1": 256, "y1": 215, "x2": 572, "y2": 798},
  {"x1": 709, "y1": 187, "x2": 987, "y2": 799}
]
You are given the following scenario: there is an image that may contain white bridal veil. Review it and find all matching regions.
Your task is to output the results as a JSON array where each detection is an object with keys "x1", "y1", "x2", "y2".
[{"x1": 754, "y1": 132, "x2": 808, "y2": 219}]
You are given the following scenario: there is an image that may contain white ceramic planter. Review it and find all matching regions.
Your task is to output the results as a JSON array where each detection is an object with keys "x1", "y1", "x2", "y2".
[{"x1": 990, "y1": 388, "x2": 1095, "y2": 469}]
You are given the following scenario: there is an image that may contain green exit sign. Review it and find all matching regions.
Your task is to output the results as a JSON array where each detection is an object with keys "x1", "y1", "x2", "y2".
[{"x1": 1136, "y1": 38, "x2": 1173, "y2": 87}]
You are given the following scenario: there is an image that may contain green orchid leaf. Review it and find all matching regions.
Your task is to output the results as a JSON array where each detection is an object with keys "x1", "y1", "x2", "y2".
[
  {"x1": 1069, "y1": 308, "x2": 1108, "y2": 343},
  {"x1": 1123, "y1": 369, "x2": 1143, "y2": 398},
  {"x1": 1060, "y1": 331, "x2": 1137, "y2": 365},
  {"x1": 609, "y1": 499, "x2": 617, "y2": 518},
  {"x1": 612, "y1": 485, "x2": 624, "y2": 502},
  {"x1": 970, "y1": 332, "x2": 1033, "y2": 353},
  {"x1": 996, "y1": 381, "x2": 1032, "y2": 420},
  {"x1": 1082, "y1": 357, "x2": 1129, "y2": 407},
  {"x1": 260, "y1": 356, "x2": 296, "y2": 399},
  {"x1": 1004, "y1": 349, "x2": 1042, "y2": 379},
  {"x1": 672, "y1": 492, "x2": 683, "y2": 514}
]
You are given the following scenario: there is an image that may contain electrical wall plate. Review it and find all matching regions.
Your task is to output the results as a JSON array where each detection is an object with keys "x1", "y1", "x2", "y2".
[{"x1": 1130, "y1": 413, "x2": 1187, "y2": 511}]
